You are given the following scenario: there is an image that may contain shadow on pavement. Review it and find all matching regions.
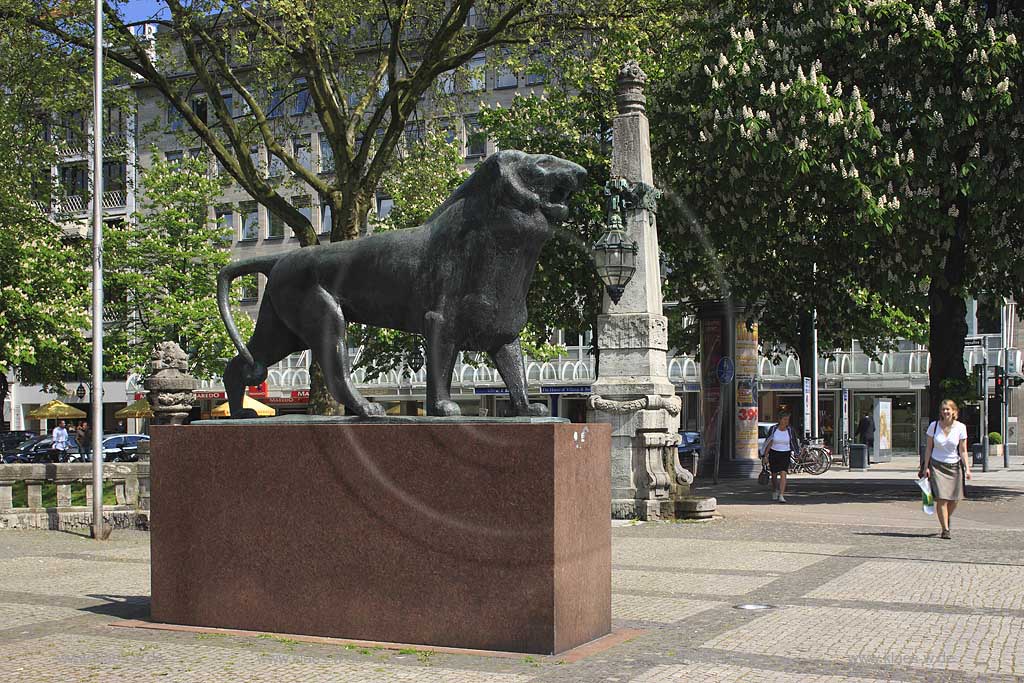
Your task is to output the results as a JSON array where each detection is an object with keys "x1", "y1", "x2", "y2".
[
  {"x1": 80, "y1": 594, "x2": 150, "y2": 619},
  {"x1": 696, "y1": 478, "x2": 1024, "y2": 505}
]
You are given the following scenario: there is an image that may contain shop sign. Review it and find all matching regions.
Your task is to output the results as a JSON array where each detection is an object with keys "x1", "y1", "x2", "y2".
[
  {"x1": 247, "y1": 381, "x2": 268, "y2": 398},
  {"x1": 540, "y1": 386, "x2": 591, "y2": 394},
  {"x1": 474, "y1": 387, "x2": 509, "y2": 394},
  {"x1": 291, "y1": 390, "x2": 310, "y2": 399},
  {"x1": 195, "y1": 391, "x2": 226, "y2": 400}
]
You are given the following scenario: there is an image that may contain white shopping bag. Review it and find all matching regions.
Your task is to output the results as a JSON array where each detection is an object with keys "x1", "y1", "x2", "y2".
[{"x1": 915, "y1": 477, "x2": 935, "y2": 515}]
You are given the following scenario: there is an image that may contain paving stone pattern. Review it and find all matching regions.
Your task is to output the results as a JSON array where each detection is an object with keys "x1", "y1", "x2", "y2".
[{"x1": 2, "y1": 478, "x2": 1024, "y2": 683}]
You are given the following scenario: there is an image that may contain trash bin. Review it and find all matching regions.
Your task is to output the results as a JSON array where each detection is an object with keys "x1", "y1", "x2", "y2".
[
  {"x1": 849, "y1": 443, "x2": 869, "y2": 471},
  {"x1": 971, "y1": 442, "x2": 984, "y2": 466}
]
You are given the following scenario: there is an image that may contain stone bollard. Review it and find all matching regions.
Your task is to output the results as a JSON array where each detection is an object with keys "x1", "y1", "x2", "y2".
[{"x1": 144, "y1": 341, "x2": 196, "y2": 425}]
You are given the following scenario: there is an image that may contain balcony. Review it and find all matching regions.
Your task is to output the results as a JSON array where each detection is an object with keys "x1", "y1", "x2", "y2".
[{"x1": 56, "y1": 190, "x2": 128, "y2": 215}]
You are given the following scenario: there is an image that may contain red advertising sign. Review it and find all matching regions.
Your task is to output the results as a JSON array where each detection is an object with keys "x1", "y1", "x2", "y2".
[
  {"x1": 247, "y1": 381, "x2": 268, "y2": 398},
  {"x1": 195, "y1": 391, "x2": 226, "y2": 400},
  {"x1": 290, "y1": 390, "x2": 310, "y2": 399}
]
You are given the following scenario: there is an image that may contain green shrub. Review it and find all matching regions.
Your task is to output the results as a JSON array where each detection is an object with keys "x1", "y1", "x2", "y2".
[{"x1": 988, "y1": 432, "x2": 1003, "y2": 445}]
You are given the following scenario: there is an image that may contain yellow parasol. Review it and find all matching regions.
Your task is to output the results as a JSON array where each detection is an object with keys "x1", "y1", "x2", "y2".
[
  {"x1": 211, "y1": 395, "x2": 276, "y2": 418},
  {"x1": 115, "y1": 398, "x2": 155, "y2": 419},
  {"x1": 28, "y1": 400, "x2": 87, "y2": 419},
  {"x1": 385, "y1": 403, "x2": 426, "y2": 416}
]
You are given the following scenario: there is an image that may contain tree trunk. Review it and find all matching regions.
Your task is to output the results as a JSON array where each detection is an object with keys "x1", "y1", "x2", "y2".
[
  {"x1": 796, "y1": 310, "x2": 815, "y2": 382},
  {"x1": 927, "y1": 224, "x2": 969, "y2": 421},
  {"x1": 307, "y1": 361, "x2": 343, "y2": 416}
]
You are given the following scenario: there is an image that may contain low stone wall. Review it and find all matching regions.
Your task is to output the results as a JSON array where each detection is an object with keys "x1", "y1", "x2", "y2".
[{"x1": 0, "y1": 462, "x2": 150, "y2": 530}]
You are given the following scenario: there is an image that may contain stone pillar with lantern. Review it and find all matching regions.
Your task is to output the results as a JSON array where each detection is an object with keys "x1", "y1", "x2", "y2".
[
  {"x1": 587, "y1": 62, "x2": 713, "y2": 521},
  {"x1": 144, "y1": 342, "x2": 196, "y2": 426}
]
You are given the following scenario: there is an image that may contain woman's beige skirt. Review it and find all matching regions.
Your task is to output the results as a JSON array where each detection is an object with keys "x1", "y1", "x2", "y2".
[{"x1": 929, "y1": 459, "x2": 964, "y2": 501}]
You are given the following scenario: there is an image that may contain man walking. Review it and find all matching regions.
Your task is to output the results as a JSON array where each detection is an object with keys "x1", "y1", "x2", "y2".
[
  {"x1": 76, "y1": 421, "x2": 92, "y2": 461},
  {"x1": 51, "y1": 420, "x2": 69, "y2": 463},
  {"x1": 857, "y1": 411, "x2": 875, "y2": 462}
]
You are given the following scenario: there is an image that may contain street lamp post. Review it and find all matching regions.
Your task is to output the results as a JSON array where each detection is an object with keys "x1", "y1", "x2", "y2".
[
  {"x1": 91, "y1": 0, "x2": 108, "y2": 540},
  {"x1": 586, "y1": 62, "x2": 700, "y2": 521}
]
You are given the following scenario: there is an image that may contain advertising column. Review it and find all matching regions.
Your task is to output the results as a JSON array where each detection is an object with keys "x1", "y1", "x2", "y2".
[
  {"x1": 699, "y1": 316, "x2": 724, "y2": 480},
  {"x1": 734, "y1": 321, "x2": 759, "y2": 465},
  {"x1": 873, "y1": 397, "x2": 893, "y2": 463}
]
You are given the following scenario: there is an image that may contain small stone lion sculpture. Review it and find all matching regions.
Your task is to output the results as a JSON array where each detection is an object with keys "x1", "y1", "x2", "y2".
[{"x1": 217, "y1": 150, "x2": 586, "y2": 418}]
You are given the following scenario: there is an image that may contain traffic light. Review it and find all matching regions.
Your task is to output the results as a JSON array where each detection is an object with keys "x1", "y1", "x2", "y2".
[{"x1": 994, "y1": 366, "x2": 1005, "y2": 403}]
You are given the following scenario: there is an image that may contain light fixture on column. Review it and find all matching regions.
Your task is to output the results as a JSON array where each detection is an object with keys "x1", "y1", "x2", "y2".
[
  {"x1": 592, "y1": 188, "x2": 638, "y2": 305},
  {"x1": 76, "y1": 383, "x2": 87, "y2": 400}
]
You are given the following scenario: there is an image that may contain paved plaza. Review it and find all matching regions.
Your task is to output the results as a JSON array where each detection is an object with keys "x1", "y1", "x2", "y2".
[{"x1": 2, "y1": 459, "x2": 1024, "y2": 682}]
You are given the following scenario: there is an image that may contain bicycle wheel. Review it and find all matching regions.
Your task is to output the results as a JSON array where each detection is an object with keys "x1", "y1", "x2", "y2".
[{"x1": 805, "y1": 447, "x2": 829, "y2": 475}]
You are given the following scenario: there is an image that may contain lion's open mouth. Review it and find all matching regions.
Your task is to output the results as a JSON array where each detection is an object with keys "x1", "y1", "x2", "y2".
[{"x1": 539, "y1": 168, "x2": 586, "y2": 219}]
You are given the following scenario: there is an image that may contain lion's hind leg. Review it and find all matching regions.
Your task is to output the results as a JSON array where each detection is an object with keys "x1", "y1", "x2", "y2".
[
  {"x1": 301, "y1": 287, "x2": 384, "y2": 418},
  {"x1": 225, "y1": 302, "x2": 303, "y2": 419}
]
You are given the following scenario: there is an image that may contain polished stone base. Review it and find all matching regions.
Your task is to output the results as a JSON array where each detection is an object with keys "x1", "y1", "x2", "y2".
[{"x1": 150, "y1": 422, "x2": 611, "y2": 655}]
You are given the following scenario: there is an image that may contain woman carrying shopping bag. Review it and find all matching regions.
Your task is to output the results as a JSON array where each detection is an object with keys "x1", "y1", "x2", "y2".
[
  {"x1": 761, "y1": 411, "x2": 800, "y2": 503},
  {"x1": 919, "y1": 399, "x2": 972, "y2": 539}
]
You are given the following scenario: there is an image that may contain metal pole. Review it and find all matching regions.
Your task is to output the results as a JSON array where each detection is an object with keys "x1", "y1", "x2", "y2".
[
  {"x1": 91, "y1": 0, "x2": 108, "y2": 540},
  {"x1": 981, "y1": 339, "x2": 989, "y2": 473},
  {"x1": 811, "y1": 264, "x2": 819, "y2": 439},
  {"x1": 1003, "y1": 303, "x2": 1011, "y2": 468}
]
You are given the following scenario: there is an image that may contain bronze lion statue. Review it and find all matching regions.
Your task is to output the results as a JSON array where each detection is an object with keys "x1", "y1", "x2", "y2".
[{"x1": 217, "y1": 150, "x2": 587, "y2": 418}]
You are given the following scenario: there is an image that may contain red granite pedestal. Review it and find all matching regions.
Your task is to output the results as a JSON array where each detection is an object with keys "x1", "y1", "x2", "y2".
[{"x1": 150, "y1": 421, "x2": 611, "y2": 655}]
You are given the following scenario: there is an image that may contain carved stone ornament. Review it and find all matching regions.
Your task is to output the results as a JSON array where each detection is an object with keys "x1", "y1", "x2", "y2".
[
  {"x1": 144, "y1": 341, "x2": 196, "y2": 425},
  {"x1": 587, "y1": 393, "x2": 681, "y2": 416},
  {"x1": 616, "y1": 61, "x2": 647, "y2": 115}
]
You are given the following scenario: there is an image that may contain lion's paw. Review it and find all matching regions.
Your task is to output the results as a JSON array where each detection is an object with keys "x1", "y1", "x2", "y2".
[
  {"x1": 232, "y1": 408, "x2": 259, "y2": 419},
  {"x1": 361, "y1": 402, "x2": 386, "y2": 417},
  {"x1": 526, "y1": 403, "x2": 550, "y2": 417},
  {"x1": 436, "y1": 400, "x2": 462, "y2": 417}
]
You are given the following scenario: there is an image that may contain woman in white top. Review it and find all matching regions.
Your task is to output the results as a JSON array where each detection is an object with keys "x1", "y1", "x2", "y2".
[
  {"x1": 919, "y1": 399, "x2": 972, "y2": 539},
  {"x1": 761, "y1": 412, "x2": 799, "y2": 503}
]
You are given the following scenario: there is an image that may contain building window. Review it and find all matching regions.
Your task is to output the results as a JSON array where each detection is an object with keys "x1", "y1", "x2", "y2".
[
  {"x1": 191, "y1": 96, "x2": 208, "y2": 125},
  {"x1": 216, "y1": 205, "x2": 235, "y2": 237},
  {"x1": 234, "y1": 94, "x2": 251, "y2": 119},
  {"x1": 525, "y1": 51, "x2": 550, "y2": 85},
  {"x1": 102, "y1": 161, "x2": 127, "y2": 193},
  {"x1": 404, "y1": 121, "x2": 425, "y2": 149},
  {"x1": 319, "y1": 136, "x2": 334, "y2": 173},
  {"x1": 59, "y1": 163, "x2": 88, "y2": 197},
  {"x1": 294, "y1": 196, "x2": 312, "y2": 227},
  {"x1": 292, "y1": 79, "x2": 311, "y2": 116},
  {"x1": 165, "y1": 150, "x2": 183, "y2": 165},
  {"x1": 240, "y1": 201, "x2": 259, "y2": 241},
  {"x1": 239, "y1": 274, "x2": 258, "y2": 303},
  {"x1": 267, "y1": 211, "x2": 286, "y2": 239},
  {"x1": 977, "y1": 296, "x2": 1003, "y2": 335},
  {"x1": 495, "y1": 52, "x2": 518, "y2": 89},
  {"x1": 464, "y1": 115, "x2": 486, "y2": 158},
  {"x1": 249, "y1": 145, "x2": 262, "y2": 175},
  {"x1": 467, "y1": 53, "x2": 486, "y2": 92},
  {"x1": 319, "y1": 202, "x2": 332, "y2": 235},
  {"x1": 438, "y1": 70, "x2": 456, "y2": 96},
  {"x1": 167, "y1": 106, "x2": 184, "y2": 131},
  {"x1": 268, "y1": 151, "x2": 286, "y2": 178},
  {"x1": 267, "y1": 88, "x2": 285, "y2": 118},
  {"x1": 377, "y1": 196, "x2": 394, "y2": 219},
  {"x1": 218, "y1": 92, "x2": 233, "y2": 123},
  {"x1": 292, "y1": 135, "x2": 312, "y2": 171}
]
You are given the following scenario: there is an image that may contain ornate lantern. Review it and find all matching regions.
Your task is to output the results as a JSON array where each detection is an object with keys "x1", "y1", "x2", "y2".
[{"x1": 592, "y1": 193, "x2": 638, "y2": 305}]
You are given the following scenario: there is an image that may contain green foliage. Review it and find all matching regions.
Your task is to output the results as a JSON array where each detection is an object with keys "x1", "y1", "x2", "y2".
[
  {"x1": 104, "y1": 154, "x2": 253, "y2": 379},
  {"x1": 988, "y1": 431, "x2": 1003, "y2": 445},
  {"x1": 0, "y1": 20, "x2": 91, "y2": 396}
]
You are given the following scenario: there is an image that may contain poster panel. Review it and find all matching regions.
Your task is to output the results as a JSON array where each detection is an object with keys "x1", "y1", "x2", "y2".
[{"x1": 734, "y1": 321, "x2": 759, "y2": 459}]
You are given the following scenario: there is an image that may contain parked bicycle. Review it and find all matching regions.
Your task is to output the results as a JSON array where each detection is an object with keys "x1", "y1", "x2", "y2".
[{"x1": 791, "y1": 439, "x2": 832, "y2": 475}]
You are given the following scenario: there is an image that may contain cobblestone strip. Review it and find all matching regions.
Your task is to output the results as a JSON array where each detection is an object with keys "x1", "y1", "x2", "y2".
[
  {"x1": 702, "y1": 605, "x2": 1024, "y2": 677},
  {"x1": 613, "y1": 538, "x2": 852, "y2": 573},
  {"x1": 806, "y1": 559, "x2": 1024, "y2": 610},
  {"x1": 0, "y1": 558, "x2": 150, "y2": 599},
  {"x1": 0, "y1": 602, "x2": 93, "y2": 631},
  {"x1": 0, "y1": 634, "x2": 539, "y2": 683},
  {"x1": 613, "y1": 570, "x2": 777, "y2": 598},
  {"x1": 627, "y1": 663, "x2": 896, "y2": 682}
]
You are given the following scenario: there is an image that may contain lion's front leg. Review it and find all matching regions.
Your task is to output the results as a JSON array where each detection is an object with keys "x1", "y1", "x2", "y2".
[
  {"x1": 490, "y1": 338, "x2": 548, "y2": 417},
  {"x1": 424, "y1": 312, "x2": 461, "y2": 416}
]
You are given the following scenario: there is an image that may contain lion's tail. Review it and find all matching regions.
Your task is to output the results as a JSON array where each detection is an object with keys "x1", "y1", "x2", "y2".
[{"x1": 217, "y1": 254, "x2": 282, "y2": 366}]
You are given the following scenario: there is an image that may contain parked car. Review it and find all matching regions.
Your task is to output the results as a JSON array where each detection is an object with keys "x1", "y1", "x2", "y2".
[
  {"x1": 2, "y1": 435, "x2": 81, "y2": 463},
  {"x1": 0, "y1": 430, "x2": 37, "y2": 451},
  {"x1": 97, "y1": 434, "x2": 149, "y2": 462},
  {"x1": 757, "y1": 422, "x2": 776, "y2": 454},
  {"x1": 677, "y1": 431, "x2": 702, "y2": 459}
]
